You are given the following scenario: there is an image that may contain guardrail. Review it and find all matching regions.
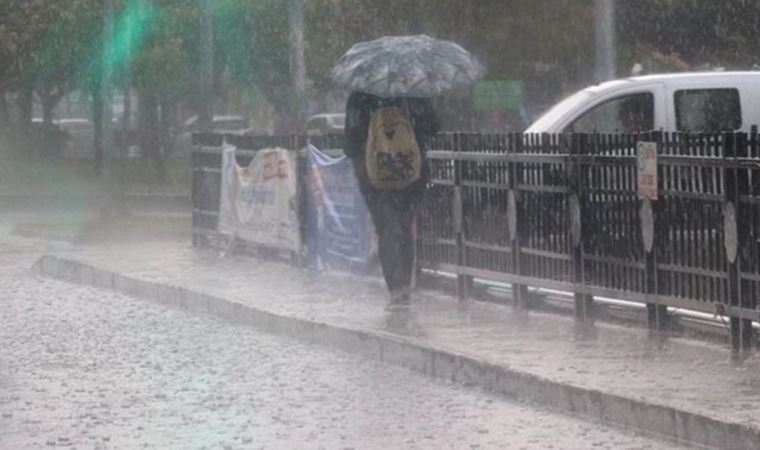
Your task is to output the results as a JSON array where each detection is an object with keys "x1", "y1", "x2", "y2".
[{"x1": 191, "y1": 131, "x2": 759, "y2": 354}]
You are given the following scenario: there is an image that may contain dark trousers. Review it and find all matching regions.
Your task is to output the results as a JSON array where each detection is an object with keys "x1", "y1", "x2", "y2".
[{"x1": 361, "y1": 186, "x2": 418, "y2": 293}]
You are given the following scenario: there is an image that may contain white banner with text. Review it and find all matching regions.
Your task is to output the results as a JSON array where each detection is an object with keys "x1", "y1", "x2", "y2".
[{"x1": 218, "y1": 144, "x2": 299, "y2": 251}]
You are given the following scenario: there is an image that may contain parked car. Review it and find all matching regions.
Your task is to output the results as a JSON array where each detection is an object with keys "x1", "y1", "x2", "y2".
[
  {"x1": 306, "y1": 113, "x2": 345, "y2": 136},
  {"x1": 526, "y1": 71, "x2": 760, "y2": 135},
  {"x1": 30, "y1": 118, "x2": 67, "y2": 158},
  {"x1": 31, "y1": 117, "x2": 96, "y2": 158},
  {"x1": 58, "y1": 118, "x2": 95, "y2": 159},
  {"x1": 182, "y1": 114, "x2": 248, "y2": 133},
  {"x1": 176, "y1": 114, "x2": 248, "y2": 155}
]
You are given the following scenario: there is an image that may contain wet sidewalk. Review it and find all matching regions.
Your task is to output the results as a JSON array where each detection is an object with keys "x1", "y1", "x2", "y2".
[{"x1": 5, "y1": 226, "x2": 760, "y2": 448}]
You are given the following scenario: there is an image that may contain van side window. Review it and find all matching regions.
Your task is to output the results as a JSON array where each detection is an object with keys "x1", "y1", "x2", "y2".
[
  {"x1": 674, "y1": 89, "x2": 741, "y2": 132},
  {"x1": 565, "y1": 93, "x2": 654, "y2": 134}
]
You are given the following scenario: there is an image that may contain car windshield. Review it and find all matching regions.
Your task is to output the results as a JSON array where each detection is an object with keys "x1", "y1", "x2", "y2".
[
  {"x1": 213, "y1": 119, "x2": 245, "y2": 130},
  {"x1": 59, "y1": 120, "x2": 92, "y2": 131},
  {"x1": 331, "y1": 115, "x2": 345, "y2": 127},
  {"x1": 527, "y1": 89, "x2": 594, "y2": 132}
]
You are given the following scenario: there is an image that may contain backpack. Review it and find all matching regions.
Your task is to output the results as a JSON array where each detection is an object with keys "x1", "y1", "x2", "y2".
[{"x1": 365, "y1": 106, "x2": 421, "y2": 190}]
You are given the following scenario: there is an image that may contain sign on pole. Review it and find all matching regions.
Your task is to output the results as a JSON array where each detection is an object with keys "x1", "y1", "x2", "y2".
[{"x1": 637, "y1": 141, "x2": 658, "y2": 200}]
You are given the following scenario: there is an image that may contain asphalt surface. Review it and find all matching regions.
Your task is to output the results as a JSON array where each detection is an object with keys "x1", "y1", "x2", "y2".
[{"x1": 0, "y1": 266, "x2": 683, "y2": 449}]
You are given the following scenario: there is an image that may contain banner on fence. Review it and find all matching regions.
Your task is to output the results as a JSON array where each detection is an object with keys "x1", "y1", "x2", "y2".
[
  {"x1": 305, "y1": 144, "x2": 374, "y2": 273},
  {"x1": 218, "y1": 144, "x2": 300, "y2": 251}
]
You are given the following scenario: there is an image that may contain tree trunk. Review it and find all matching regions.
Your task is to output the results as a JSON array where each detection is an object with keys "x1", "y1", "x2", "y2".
[
  {"x1": 93, "y1": 86, "x2": 104, "y2": 174},
  {"x1": 137, "y1": 89, "x2": 165, "y2": 181},
  {"x1": 15, "y1": 86, "x2": 34, "y2": 158},
  {"x1": 0, "y1": 92, "x2": 8, "y2": 159},
  {"x1": 0, "y1": 92, "x2": 8, "y2": 129},
  {"x1": 199, "y1": 0, "x2": 214, "y2": 132},
  {"x1": 115, "y1": 87, "x2": 132, "y2": 157},
  {"x1": 36, "y1": 88, "x2": 66, "y2": 158},
  {"x1": 122, "y1": 87, "x2": 131, "y2": 126},
  {"x1": 17, "y1": 87, "x2": 33, "y2": 125},
  {"x1": 40, "y1": 92, "x2": 55, "y2": 125},
  {"x1": 160, "y1": 97, "x2": 177, "y2": 155},
  {"x1": 0, "y1": 92, "x2": 8, "y2": 138},
  {"x1": 288, "y1": 0, "x2": 306, "y2": 132}
]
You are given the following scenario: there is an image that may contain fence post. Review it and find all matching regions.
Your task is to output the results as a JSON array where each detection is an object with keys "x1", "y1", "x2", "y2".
[
  {"x1": 644, "y1": 231, "x2": 667, "y2": 333},
  {"x1": 571, "y1": 133, "x2": 594, "y2": 320},
  {"x1": 192, "y1": 134, "x2": 214, "y2": 250},
  {"x1": 745, "y1": 129, "x2": 758, "y2": 348},
  {"x1": 509, "y1": 133, "x2": 527, "y2": 310},
  {"x1": 291, "y1": 134, "x2": 305, "y2": 268},
  {"x1": 454, "y1": 133, "x2": 470, "y2": 302},
  {"x1": 643, "y1": 132, "x2": 668, "y2": 334},
  {"x1": 724, "y1": 132, "x2": 753, "y2": 355}
]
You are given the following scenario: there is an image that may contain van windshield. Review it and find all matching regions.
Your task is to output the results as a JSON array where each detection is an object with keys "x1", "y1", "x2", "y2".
[
  {"x1": 526, "y1": 90, "x2": 594, "y2": 132},
  {"x1": 566, "y1": 92, "x2": 654, "y2": 134}
]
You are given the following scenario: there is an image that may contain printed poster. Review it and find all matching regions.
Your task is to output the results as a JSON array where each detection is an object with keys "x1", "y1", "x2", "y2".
[{"x1": 218, "y1": 144, "x2": 300, "y2": 251}]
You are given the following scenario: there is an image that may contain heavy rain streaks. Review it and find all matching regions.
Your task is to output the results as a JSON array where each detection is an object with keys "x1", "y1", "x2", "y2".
[{"x1": 3, "y1": 1, "x2": 760, "y2": 449}]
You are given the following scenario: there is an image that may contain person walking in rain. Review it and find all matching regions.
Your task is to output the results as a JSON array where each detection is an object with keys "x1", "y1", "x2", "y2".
[
  {"x1": 344, "y1": 92, "x2": 440, "y2": 310},
  {"x1": 331, "y1": 34, "x2": 484, "y2": 311}
]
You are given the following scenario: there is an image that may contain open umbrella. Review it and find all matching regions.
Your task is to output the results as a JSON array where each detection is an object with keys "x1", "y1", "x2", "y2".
[{"x1": 331, "y1": 34, "x2": 485, "y2": 98}]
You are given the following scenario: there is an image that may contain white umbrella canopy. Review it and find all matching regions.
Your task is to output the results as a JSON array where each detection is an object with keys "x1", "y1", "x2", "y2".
[{"x1": 331, "y1": 34, "x2": 485, "y2": 98}]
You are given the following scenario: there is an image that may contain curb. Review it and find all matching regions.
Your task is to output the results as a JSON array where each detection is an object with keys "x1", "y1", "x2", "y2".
[{"x1": 32, "y1": 255, "x2": 760, "y2": 450}]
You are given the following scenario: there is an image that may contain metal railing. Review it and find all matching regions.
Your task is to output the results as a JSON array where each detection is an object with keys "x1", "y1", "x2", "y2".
[
  {"x1": 191, "y1": 133, "x2": 344, "y2": 253},
  {"x1": 191, "y1": 131, "x2": 760, "y2": 353}
]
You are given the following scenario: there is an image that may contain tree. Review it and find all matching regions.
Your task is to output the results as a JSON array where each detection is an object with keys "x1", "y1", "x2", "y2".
[
  {"x1": 0, "y1": 0, "x2": 62, "y2": 127},
  {"x1": 214, "y1": 0, "x2": 295, "y2": 131},
  {"x1": 126, "y1": 0, "x2": 199, "y2": 176},
  {"x1": 0, "y1": 0, "x2": 103, "y2": 158},
  {"x1": 0, "y1": 0, "x2": 102, "y2": 111},
  {"x1": 618, "y1": 0, "x2": 760, "y2": 72},
  {"x1": 31, "y1": 0, "x2": 101, "y2": 124},
  {"x1": 303, "y1": 0, "x2": 596, "y2": 124}
]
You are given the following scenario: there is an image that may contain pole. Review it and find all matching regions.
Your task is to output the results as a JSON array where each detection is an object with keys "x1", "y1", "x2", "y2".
[
  {"x1": 594, "y1": 0, "x2": 616, "y2": 83},
  {"x1": 121, "y1": 1, "x2": 133, "y2": 158},
  {"x1": 102, "y1": 0, "x2": 115, "y2": 163},
  {"x1": 98, "y1": 0, "x2": 118, "y2": 218},
  {"x1": 289, "y1": 0, "x2": 306, "y2": 132},
  {"x1": 199, "y1": 0, "x2": 214, "y2": 132}
]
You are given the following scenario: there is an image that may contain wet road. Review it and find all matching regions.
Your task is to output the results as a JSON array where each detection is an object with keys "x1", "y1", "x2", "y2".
[{"x1": 0, "y1": 268, "x2": 684, "y2": 449}]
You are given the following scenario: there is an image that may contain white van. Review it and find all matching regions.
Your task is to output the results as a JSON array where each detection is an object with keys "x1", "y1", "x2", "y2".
[{"x1": 525, "y1": 71, "x2": 760, "y2": 135}]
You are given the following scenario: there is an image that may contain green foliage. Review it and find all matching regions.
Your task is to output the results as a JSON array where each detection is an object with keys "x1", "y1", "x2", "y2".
[
  {"x1": 0, "y1": 0, "x2": 202, "y2": 101},
  {"x1": 216, "y1": 0, "x2": 292, "y2": 114},
  {"x1": 30, "y1": 0, "x2": 101, "y2": 92},
  {"x1": 618, "y1": 0, "x2": 760, "y2": 69},
  {"x1": 0, "y1": 0, "x2": 101, "y2": 92},
  {"x1": 120, "y1": 0, "x2": 198, "y2": 100},
  {"x1": 6, "y1": 0, "x2": 760, "y2": 131},
  {"x1": 302, "y1": 0, "x2": 596, "y2": 88}
]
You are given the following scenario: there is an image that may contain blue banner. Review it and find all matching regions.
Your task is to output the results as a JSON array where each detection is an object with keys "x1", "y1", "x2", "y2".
[{"x1": 305, "y1": 144, "x2": 373, "y2": 273}]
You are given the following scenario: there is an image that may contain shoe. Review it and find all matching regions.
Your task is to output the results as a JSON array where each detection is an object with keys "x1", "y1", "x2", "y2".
[{"x1": 385, "y1": 289, "x2": 411, "y2": 312}]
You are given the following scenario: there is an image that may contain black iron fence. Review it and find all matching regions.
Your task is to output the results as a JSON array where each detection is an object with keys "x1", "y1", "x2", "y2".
[
  {"x1": 191, "y1": 133, "x2": 343, "y2": 253},
  {"x1": 192, "y1": 131, "x2": 760, "y2": 353}
]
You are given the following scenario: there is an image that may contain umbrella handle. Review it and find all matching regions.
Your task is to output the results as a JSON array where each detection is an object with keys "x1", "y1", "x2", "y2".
[{"x1": 401, "y1": 99, "x2": 415, "y2": 128}]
